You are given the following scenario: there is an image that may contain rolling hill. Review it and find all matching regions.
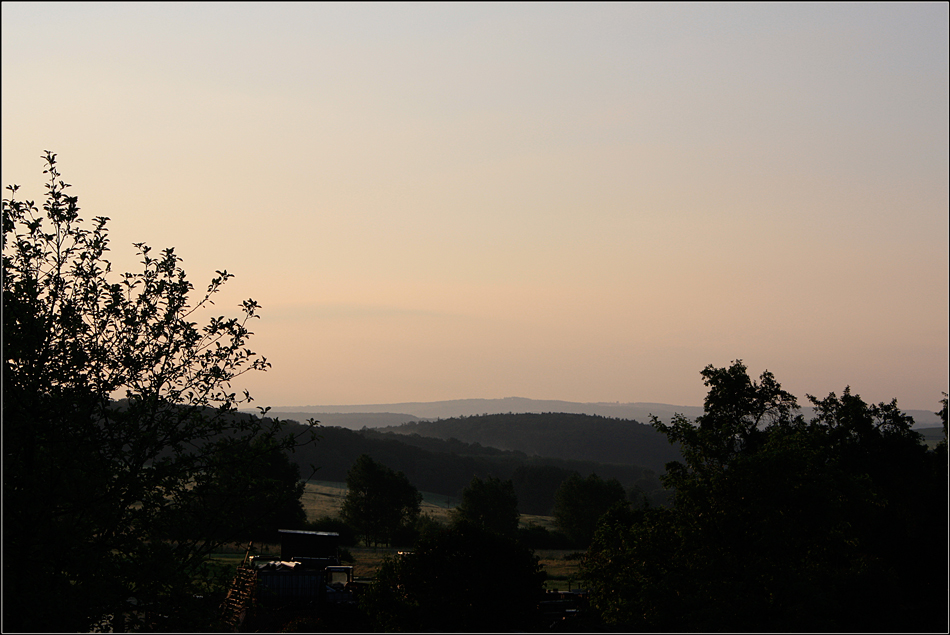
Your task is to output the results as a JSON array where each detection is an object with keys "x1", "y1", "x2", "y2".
[
  {"x1": 258, "y1": 397, "x2": 943, "y2": 429},
  {"x1": 277, "y1": 414, "x2": 676, "y2": 515},
  {"x1": 370, "y1": 412, "x2": 680, "y2": 474}
]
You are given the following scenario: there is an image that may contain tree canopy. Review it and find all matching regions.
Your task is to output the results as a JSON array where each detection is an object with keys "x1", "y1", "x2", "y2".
[
  {"x1": 340, "y1": 454, "x2": 422, "y2": 548},
  {"x1": 2, "y1": 152, "x2": 315, "y2": 632},
  {"x1": 178, "y1": 433, "x2": 308, "y2": 543},
  {"x1": 581, "y1": 361, "x2": 948, "y2": 632},
  {"x1": 451, "y1": 475, "x2": 520, "y2": 537},
  {"x1": 360, "y1": 523, "x2": 546, "y2": 632},
  {"x1": 553, "y1": 472, "x2": 628, "y2": 547}
]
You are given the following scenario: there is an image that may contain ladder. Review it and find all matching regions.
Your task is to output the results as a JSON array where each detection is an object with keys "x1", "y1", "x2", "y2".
[
  {"x1": 221, "y1": 566, "x2": 257, "y2": 630},
  {"x1": 220, "y1": 542, "x2": 258, "y2": 630}
]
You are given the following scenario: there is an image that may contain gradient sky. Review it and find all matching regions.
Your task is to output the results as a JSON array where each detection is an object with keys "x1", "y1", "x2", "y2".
[{"x1": 3, "y1": 2, "x2": 948, "y2": 410}]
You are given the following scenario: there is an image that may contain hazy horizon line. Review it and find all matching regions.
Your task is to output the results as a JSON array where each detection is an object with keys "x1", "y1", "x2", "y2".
[{"x1": 247, "y1": 395, "x2": 943, "y2": 422}]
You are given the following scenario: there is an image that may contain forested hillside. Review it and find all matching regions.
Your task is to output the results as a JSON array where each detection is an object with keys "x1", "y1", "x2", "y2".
[
  {"x1": 277, "y1": 418, "x2": 673, "y2": 514},
  {"x1": 373, "y1": 412, "x2": 681, "y2": 473}
]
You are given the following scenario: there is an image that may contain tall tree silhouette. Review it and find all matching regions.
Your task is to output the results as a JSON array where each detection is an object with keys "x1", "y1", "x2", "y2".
[
  {"x1": 553, "y1": 472, "x2": 627, "y2": 547},
  {"x1": 452, "y1": 475, "x2": 520, "y2": 537},
  {"x1": 582, "y1": 361, "x2": 948, "y2": 632},
  {"x1": 340, "y1": 454, "x2": 421, "y2": 548},
  {"x1": 2, "y1": 152, "x2": 316, "y2": 632}
]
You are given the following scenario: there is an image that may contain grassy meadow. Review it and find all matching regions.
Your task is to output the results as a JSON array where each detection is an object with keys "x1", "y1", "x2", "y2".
[
  {"x1": 299, "y1": 480, "x2": 461, "y2": 524},
  {"x1": 300, "y1": 480, "x2": 559, "y2": 529}
]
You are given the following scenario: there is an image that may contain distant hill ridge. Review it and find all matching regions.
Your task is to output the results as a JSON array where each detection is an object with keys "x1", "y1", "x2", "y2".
[
  {"x1": 258, "y1": 397, "x2": 942, "y2": 429},
  {"x1": 273, "y1": 416, "x2": 673, "y2": 512},
  {"x1": 263, "y1": 398, "x2": 705, "y2": 427},
  {"x1": 372, "y1": 412, "x2": 681, "y2": 474}
]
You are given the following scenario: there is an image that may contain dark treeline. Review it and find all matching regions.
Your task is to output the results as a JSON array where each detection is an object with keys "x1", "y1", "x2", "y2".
[
  {"x1": 277, "y1": 417, "x2": 672, "y2": 513},
  {"x1": 580, "y1": 362, "x2": 949, "y2": 633}
]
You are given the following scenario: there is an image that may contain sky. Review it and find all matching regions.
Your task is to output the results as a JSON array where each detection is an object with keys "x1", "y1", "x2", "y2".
[{"x1": 2, "y1": 2, "x2": 948, "y2": 411}]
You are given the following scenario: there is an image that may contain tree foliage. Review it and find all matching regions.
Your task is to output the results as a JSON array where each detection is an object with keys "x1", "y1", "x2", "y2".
[
  {"x1": 581, "y1": 360, "x2": 948, "y2": 632},
  {"x1": 451, "y1": 475, "x2": 520, "y2": 537},
  {"x1": 360, "y1": 523, "x2": 547, "y2": 632},
  {"x1": 340, "y1": 454, "x2": 422, "y2": 548},
  {"x1": 178, "y1": 434, "x2": 308, "y2": 543},
  {"x1": 2, "y1": 153, "x2": 315, "y2": 632},
  {"x1": 553, "y1": 472, "x2": 628, "y2": 547},
  {"x1": 510, "y1": 463, "x2": 576, "y2": 515}
]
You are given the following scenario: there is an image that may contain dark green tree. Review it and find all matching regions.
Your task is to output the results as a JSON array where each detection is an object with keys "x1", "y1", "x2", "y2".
[
  {"x1": 2, "y1": 153, "x2": 315, "y2": 632},
  {"x1": 340, "y1": 454, "x2": 422, "y2": 548},
  {"x1": 451, "y1": 475, "x2": 520, "y2": 537},
  {"x1": 581, "y1": 361, "x2": 948, "y2": 632},
  {"x1": 510, "y1": 463, "x2": 574, "y2": 515},
  {"x1": 178, "y1": 434, "x2": 308, "y2": 543},
  {"x1": 360, "y1": 523, "x2": 547, "y2": 632},
  {"x1": 553, "y1": 472, "x2": 627, "y2": 547}
]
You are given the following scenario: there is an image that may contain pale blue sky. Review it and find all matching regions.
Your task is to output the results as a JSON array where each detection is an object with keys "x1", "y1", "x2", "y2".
[{"x1": 3, "y1": 2, "x2": 947, "y2": 409}]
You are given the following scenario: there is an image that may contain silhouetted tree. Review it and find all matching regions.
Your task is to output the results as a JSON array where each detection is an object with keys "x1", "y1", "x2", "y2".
[
  {"x1": 178, "y1": 434, "x2": 308, "y2": 543},
  {"x1": 511, "y1": 463, "x2": 575, "y2": 515},
  {"x1": 451, "y1": 475, "x2": 520, "y2": 537},
  {"x1": 2, "y1": 153, "x2": 316, "y2": 632},
  {"x1": 360, "y1": 523, "x2": 546, "y2": 632},
  {"x1": 553, "y1": 472, "x2": 627, "y2": 547},
  {"x1": 340, "y1": 454, "x2": 421, "y2": 548},
  {"x1": 582, "y1": 361, "x2": 948, "y2": 632}
]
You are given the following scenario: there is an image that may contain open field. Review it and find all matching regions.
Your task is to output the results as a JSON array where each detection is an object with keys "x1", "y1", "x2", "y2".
[
  {"x1": 301, "y1": 480, "x2": 558, "y2": 532},
  {"x1": 533, "y1": 549, "x2": 587, "y2": 591},
  {"x1": 298, "y1": 481, "x2": 346, "y2": 519},
  {"x1": 300, "y1": 480, "x2": 459, "y2": 524}
]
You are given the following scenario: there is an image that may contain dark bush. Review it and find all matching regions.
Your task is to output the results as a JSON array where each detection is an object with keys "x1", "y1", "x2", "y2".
[
  {"x1": 517, "y1": 523, "x2": 573, "y2": 550},
  {"x1": 361, "y1": 523, "x2": 547, "y2": 632}
]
